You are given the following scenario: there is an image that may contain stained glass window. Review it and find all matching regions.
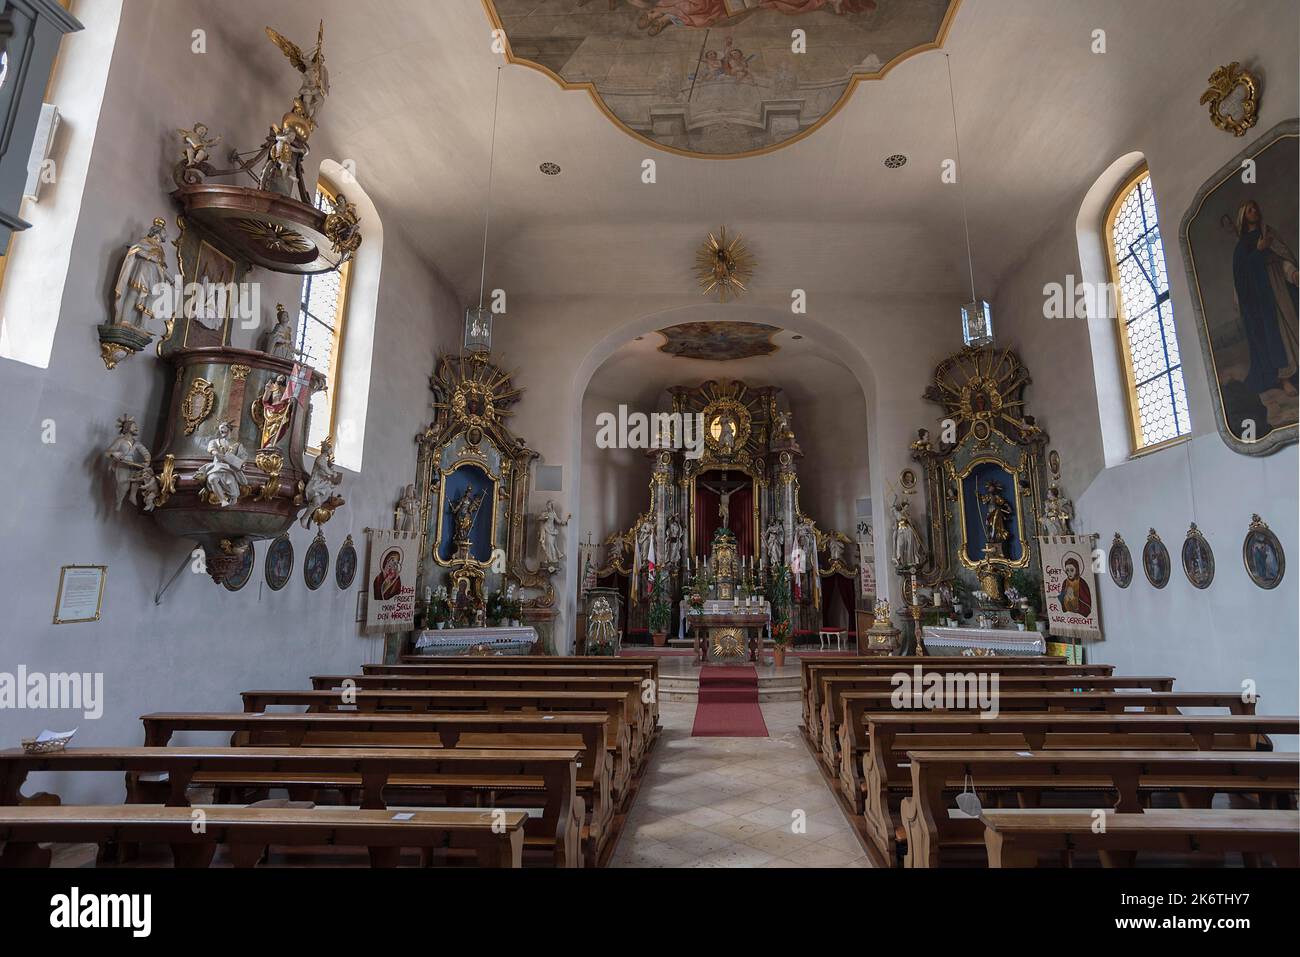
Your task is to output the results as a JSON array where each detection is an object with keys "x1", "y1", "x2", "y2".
[
  {"x1": 295, "y1": 181, "x2": 353, "y2": 453},
  {"x1": 1106, "y1": 169, "x2": 1191, "y2": 451}
]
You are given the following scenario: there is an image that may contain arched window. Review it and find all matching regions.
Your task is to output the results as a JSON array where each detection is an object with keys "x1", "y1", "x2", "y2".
[
  {"x1": 1104, "y1": 166, "x2": 1191, "y2": 452},
  {"x1": 295, "y1": 177, "x2": 353, "y2": 453}
]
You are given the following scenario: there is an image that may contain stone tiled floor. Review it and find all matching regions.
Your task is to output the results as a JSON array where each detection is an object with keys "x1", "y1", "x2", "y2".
[{"x1": 609, "y1": 700, "x2": 871, "y2": 868}]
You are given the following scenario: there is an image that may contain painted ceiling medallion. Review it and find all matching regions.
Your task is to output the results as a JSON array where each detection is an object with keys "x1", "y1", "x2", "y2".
[
  {"x1": 695, "y1": 227, "x2": 755, "y2": 302},
  {"x1": 483, "y1": 0, "x2": 959, "y2": 159},
  {"x1": 658, "y1": 321, "x2": 781, "y2": 361}
]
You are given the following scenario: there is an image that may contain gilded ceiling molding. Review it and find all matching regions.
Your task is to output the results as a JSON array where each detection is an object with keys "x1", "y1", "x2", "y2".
[{"x1": 481, "y1": 0, "x2": 961, "y2": 160}]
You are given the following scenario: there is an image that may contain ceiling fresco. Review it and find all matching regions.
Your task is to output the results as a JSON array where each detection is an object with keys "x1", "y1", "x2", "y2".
[
  {"x1": 657, "y1": 321, "x2": 782, "y2": 360},
  {"x1": 484, "y1": 0, "x2": 960, "y2": 158}
]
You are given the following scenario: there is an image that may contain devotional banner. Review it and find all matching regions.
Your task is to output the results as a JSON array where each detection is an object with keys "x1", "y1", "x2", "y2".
[
  {"x1": 365, "y1": 529, "x2": 418, "y2": 633},
  {"x1": 1037, "y1": 535, "x2": 1102, "y2": 641}
]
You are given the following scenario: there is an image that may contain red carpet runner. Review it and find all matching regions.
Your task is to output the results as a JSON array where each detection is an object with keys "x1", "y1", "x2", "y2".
[{"x1": 690, "y1": 666, "x2": 769, "y2": 737}]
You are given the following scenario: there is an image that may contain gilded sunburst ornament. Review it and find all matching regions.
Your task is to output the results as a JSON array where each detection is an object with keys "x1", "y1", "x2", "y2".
[{"x1": 695, "y1": 227, "x2": 755, "y2": 303}]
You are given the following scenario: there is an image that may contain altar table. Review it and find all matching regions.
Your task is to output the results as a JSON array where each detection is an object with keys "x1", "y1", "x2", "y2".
[
  {"x1": 920, "y1": 625, "x2": 1046, "y2": 657},
  {"x1": 413, "y1": 626, "x2": 538, "y2": 656},
  {"x1": 687, "y1": 612, "x2": 771, "y2": 665}
]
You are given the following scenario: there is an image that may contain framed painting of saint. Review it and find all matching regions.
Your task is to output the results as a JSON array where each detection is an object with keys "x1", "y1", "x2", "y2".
[
  {"x1": 304, "y1": 533, "x2": 330, "y2": 591},
  {"x1": 1242, "y1": 514, "x2": 1285, "y2": 589},
  {"x1": 335, "y1": 534, "x2": 358, "y2": 590},
  {"x1": 1181, "y1": 523, "x2": 1215, "y2": 590},
  {"x1": 1180, "y1": 119, "x2": 1298, "y2": 456},
  {"x1": 223, "y1": 542, "x2": 255, "y2": 593},
  {"x1": 1142, "y1": 528, "x2": 1170, "y2": 589},
  {"x1": 264, "y1": 534, "x2": 294, "y2": 592},
  {"x1": 1108, "y1": 533, "x2": 1133, "y2": 589}
]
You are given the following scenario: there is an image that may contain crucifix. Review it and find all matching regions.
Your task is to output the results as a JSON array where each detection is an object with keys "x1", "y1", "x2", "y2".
[{"x1": 699, "y1": 471, "x2": 748, "y2": 531}]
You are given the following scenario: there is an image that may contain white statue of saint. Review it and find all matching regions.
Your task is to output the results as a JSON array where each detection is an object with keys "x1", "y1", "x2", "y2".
[
  {"x1": 112, "y1": 219, "x2": 169, "y2": 332},
  {"x1": 665, "y1": 513, "x2": 684, "y2": 568},
  {"x1": 1042, "y1": 482, "x2": 1075, "y2": 537},
  {"x1": 395, "y1": 483, "x2": 420, "y2": 532},
  {"x1": 538, "y1": 500, "x2": 571, "y2": 564},
  {"x1": 764, "y1": 520, "x2": 784, "y2": 570},
  {"x1": 300, "y1": 435, "x2": 344, "y2": 527},
  {"x1": 105, "y1": 414, "x2": 152, "y2": 510},
  {"x1": 262, "y1": 303, "x2": 296, "y2": 359},
  {"x1": 195, "y1": 421, "x2": 249, "y2": 508},
  {"x1": 891, "y1": 498, "x2": 926, "y2": 570}
]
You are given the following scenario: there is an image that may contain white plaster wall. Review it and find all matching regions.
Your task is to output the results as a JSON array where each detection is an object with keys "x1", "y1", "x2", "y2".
[
  {"x1": 0, "y1": 0, "x2": 460, "y2": 801},
  {"x1": 990, "y1": 7, "x2": 1299, "y2": 723}
]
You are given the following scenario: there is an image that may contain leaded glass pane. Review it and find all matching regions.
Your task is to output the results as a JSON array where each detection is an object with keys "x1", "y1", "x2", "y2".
[{"x1": 1109, "y1": 172, "x2": 1190, "y2": 448}]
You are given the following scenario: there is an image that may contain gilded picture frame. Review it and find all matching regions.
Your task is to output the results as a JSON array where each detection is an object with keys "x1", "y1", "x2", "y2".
[
  {"x1": 223, "y1": 543, "x2": 255, "y2": 593},
  {"x1": 1108, "y1": 533, "x2": 1134, "y2": 589},
  {"x1": 1242, "y1": 514, "x2": 1285, "y2": 590},
  {"x1": 1181, "y1": 523, "x2": 1216, "y2": 590},
  {"x1": 52, "y1": 565, "x2": 107, "y2": 625},
  {"x1": 1142, "y1": 529, "x2": 1171, "y2": 589}
]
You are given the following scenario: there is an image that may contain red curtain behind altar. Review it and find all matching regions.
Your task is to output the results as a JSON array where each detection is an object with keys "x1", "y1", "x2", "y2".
[{"x1": 693, "y1": 473, "x2": 755, "y2": 560}]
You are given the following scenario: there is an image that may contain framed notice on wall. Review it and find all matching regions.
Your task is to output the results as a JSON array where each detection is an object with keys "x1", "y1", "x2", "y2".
[{"x1": 53, "y1": 565, "x2": 107, "y2": 625}]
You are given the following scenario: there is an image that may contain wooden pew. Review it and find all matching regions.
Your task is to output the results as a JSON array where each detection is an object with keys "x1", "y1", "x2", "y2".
[
  {"x1": 0, "y1": 745, "x2": 583, "y2": 867},
  {"x1": 817, "y1": 673, "x2": 1174, "y2": 764},
  {"x1": 805, "y1": 662, "x2": 1118, "y2": 749},
  {"x1": 0, "y1": 805, "x2": 528, "y2": 868},
  {"x1": 836, "y1": 691, "x2": 1257, "y2": 812},
  {"x1": 859, "y1": 713, "x2": 1298, "y2": 865},
  {"x1": 307, "y1": 675, "x2": 656, "y2": 751},
  {"x1": 899, "y1": 749, "x2": 1300, "y2": 867},
  {"x1": 799, "y1": 656, "x2": 1066, "y2": 734},
  {"x1": 363, "y1": 662, "x2": 660, "y2": 726},
  {"x1": 982, "y1": 808, "x2": 1300, "y2": 868},
  {"x1": 239, "y1": 688, "x2": 650, "y2": 771},
  {"x1": 139, "y1": 711, "x2": 620, "y2": 864}
]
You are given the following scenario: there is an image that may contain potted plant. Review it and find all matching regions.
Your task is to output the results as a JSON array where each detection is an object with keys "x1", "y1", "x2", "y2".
[
  {"x1": 647, "y1": 573, "x2": 671, "y2": 647},
  {"x1": 771, "y1": 619, "x2": 791, "y2": 667},
  {"x1": 429, "y1": 587, "x2": 451, "y2": 630},
  {"x1": 1008, "y1": 569, "x2": 1045, "y2": 633}
]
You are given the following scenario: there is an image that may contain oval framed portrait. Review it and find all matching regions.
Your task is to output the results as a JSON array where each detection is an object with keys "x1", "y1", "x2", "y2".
[
  {"x1": 1242, "y1": 514, "x2": 1285, "y2": 590},
  {"x1": 264, "y1": 534, "x2": 294, "y2": 592},
  {"x1": 223, "y1": 542, "x2": 255, "y2": 593},
  {"x1": 1108, "y1": 533, "x2": 1133, "y2": 589},
  {"x1": 1142, "y1": 528, "x2": 1170, "y2": 589},
  {"x1": 336, "y1": 534, "x2": 358, "y2": 590},
  {"x1": 1181, "y1": 523, "x2": 1215, "y2": 590},
  {"x1": 304, "y1": 533, "x2": 330, "y2": 591}
]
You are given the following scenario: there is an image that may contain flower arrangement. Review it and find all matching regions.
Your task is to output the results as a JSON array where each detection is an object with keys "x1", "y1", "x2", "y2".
[
  {"x1": 772, "y1": 619, "x2": 792, "y2": 647},
  {"x1": 429, "y1": 585, "x2": 451, "y2": 627}
]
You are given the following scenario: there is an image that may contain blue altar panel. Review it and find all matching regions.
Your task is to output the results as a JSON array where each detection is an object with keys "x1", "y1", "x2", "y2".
[
  {"x1": 437, "y1": 464, "x2": 496, "y2": 563},
  {"x1": 961, "y1": 461, "x2": 1022, "y2": 564}
]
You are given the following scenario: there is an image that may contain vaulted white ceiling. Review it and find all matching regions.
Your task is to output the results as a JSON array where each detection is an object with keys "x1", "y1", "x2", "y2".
[{"x1": 217, "y1": 0, "x2": 1273, "y2": 306}]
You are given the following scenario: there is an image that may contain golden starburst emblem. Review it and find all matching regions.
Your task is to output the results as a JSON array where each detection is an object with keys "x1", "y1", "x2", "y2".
[{"x1": 695, "y1": 227, "x2": 754, "y2": 303}]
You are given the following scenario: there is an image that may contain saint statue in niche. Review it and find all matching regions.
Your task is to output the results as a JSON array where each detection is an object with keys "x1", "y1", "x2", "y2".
[
  {"x1": 979, "y1": 480, "x2": 1013, "y2": 546},
  {"x1": 449, "y1": 486, "x2": 487, "y2": 546},
  {"x1": 254, "y1": 375, "x2": 294, "y2": 449}
]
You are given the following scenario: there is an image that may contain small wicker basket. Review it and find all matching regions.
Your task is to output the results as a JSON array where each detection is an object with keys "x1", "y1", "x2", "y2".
[{"x1": 21, "y1": 737, "x2": 68, "y2": 754}]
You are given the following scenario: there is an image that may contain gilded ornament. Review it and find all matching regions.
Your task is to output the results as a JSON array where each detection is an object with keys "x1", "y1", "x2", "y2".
[
  {"x1": 181, "y1": 377, "x2": 216, "y2": 436},
  {"x1": 694, "y1": 227, "x2": 755, "y2": 303},
  {"x1": 1199, "y1": 62, "x2": 1260, "y2": 137}
]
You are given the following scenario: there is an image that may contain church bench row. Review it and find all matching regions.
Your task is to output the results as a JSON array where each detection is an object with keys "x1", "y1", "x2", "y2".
[
  {"x1": 982, "y1": 808, "x2": 1300, "y2": 868},
  {"x1": 803, "y1": 661, "x2": 1118, "y2": 749},
  {"x1": 858, "y1": 713, "x2": 1298, "y2": 864},
  {"x1": 0, "y1": 805, "x2": 528, "y2": 869},
  {"x1": 309, "y1": 673, "x2": 658, "y2": 730},
  {"x1": 898, "y1": 749, "x2": 1299, "y2": 867},
  {"x1": 835, "y1": 691, "x2": 1258, "y2": 813},
  {"x1": 138, "y1": 711, "x2": 620, "y2": 864},
  {"x1": 0, "y1": 746, "x2": 583, "y2": 867},
  {"x1": 799, "y1": 657, "x2": 1070, "y2": 732},
  {"x1": 815, "y1": 673, "x2": 1174, "y2": 763},
  {"x1": 240, "y1": 688, "x2": 653, "y2": 770}
]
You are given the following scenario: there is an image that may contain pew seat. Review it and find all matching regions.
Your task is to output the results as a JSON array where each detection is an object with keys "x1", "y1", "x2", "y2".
[
  {"x1": 0, "y1": 805, "x2": 527, "y2": 868},
  {"x1": 981, "y1": 808, "x2": 1300, "y2": 868}
]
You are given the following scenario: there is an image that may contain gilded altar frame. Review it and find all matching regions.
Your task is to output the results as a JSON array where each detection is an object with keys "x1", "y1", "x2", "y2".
[
  {"x1": 943, "y1": 451, "x2": 1035, "y2": 572},
  {"x1": 429, "y1": 457, "x2": 501, "y2": 570}
]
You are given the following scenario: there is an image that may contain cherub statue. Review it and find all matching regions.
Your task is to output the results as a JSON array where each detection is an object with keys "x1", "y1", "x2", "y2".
[
  {"x1": 111, "y1": 219, "x2": 169, "y2": 332},
  {"x1": 178, "y1": 123, "x2": 220, "y2": 169},
  {"x1": 261, "y1": 303, "x2": 296, "y2": 359},
  {"x1": 395, "y1": 483, "x2": 420, "y2": 532},
  {"x1": 538, "y1": 501, "x2": 571, "y2": 565},
  {"x1": 300, "y1": 435, "x2": 344, "y2": 527},
  {"x1": 195, "y1": 421, "x2": 249, "y2": 508},
  {"x1": 105, "y1": 414, "x2": 152, "y2": 510}
]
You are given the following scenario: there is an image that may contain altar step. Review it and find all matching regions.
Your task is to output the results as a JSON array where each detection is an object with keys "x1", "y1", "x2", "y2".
[{"x1": 659, "y1": 668, "x2": 800, "y2": 703}]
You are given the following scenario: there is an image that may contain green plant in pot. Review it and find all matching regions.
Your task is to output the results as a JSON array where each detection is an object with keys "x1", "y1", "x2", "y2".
[{"x1": 647, "y1": 572, "x2": 672, "y2": 647}]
